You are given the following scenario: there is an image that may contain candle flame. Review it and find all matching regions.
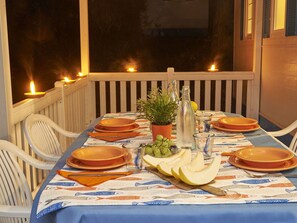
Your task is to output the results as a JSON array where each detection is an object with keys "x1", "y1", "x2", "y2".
[
  {"x1": 78, "y1": 72, "x2": 85, "y2": 77},
  {"x1": 30, "y1": 81, "x2": 36, "y2": 94},
  {"x1": 64, "y1": 77, "x2": 70, "y2": 82},
  {"x1": 210, "y1": 64, "x2": 216, "y2": 71}
]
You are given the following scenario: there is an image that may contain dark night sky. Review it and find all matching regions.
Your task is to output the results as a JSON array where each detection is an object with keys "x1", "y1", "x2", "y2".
[{"x1": 6, "y1": 0, "x2": 233, "y2": 103}]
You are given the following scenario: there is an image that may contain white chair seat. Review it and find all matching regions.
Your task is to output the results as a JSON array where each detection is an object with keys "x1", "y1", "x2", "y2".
[
  {"x1": 0, "y1": 140, "x2": 54, "y2": 223},
  {"x1": 268, "y1": 120, "x2": 297, "y2": 152},
  {"x1": 24, "y1": 114, "x2": 79, "y2": 161}
]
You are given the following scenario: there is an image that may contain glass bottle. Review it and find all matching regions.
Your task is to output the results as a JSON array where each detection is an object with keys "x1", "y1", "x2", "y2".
[
  {"x1": 167, "y1": 80, "x2": 179, "y2": 104},
  {"x1": 176, "y1": 86, "x2": 196, "y2": 149}
]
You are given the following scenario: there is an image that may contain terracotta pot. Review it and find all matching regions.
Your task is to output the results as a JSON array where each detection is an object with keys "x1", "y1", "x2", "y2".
[{"x1": 151, "y1": 123, "x2": 172, "y2": 141}]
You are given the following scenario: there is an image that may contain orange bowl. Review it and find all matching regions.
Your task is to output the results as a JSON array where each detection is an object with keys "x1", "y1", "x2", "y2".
[
  {"x1": 234, "y1": 147, "x2": 294, "y2": 168},
  {"x1": 71, "y1": 146, "x2": 126, "y2": 166},
  {"x1": 218, "y1": 117, "x2": 258, "y2": 129},
  {"x1": 99, "y1": 118, "x2": 135, "y2": 128},
  {"x1": 94, "y1": 123, "x2": 140, "y2": 133}
]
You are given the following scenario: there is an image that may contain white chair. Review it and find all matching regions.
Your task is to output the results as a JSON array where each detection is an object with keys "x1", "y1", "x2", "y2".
[
  {"x1": 24, "y1": 114, "x2": 79, "y2": 162},
  {"x1": 268, "y1": 120, "x2": 297, "y2": 152},
  {"x1": 0, "y1": 140, "x2": 54, "y2": 223}
]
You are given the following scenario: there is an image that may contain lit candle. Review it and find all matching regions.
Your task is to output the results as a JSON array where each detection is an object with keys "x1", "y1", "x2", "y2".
[
  {"x1": 24, "y1": 81, "x2": 46, "y2": 98},
  {"x1": 77, "y1": 72, "x2": 87, "y2": 78},
  {"x1": 127, "y1": 67, "x2": 137, "y2": 72},
  {"x1": 61, "y1": 76, "x2": 76, "y2": 84},
  {"x1": 208, "y1": 64, "x2": 219, "y2": 72}
]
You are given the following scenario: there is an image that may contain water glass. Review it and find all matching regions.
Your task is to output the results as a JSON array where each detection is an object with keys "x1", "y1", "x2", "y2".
[
  {"x1": 124, "y1": 145, "x2": 145, "y2": 172},
  {"x1": 193, "y1": 133, "x2": 214, "y2": 159},
  {"x1": 196, "y1": 114, "x2": 212, "y2": 133}
]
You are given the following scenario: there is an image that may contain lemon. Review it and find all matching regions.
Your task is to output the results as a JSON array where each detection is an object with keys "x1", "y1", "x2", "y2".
[{"x1": 191, "y1": 101, "x2": 198, "y2": 112}]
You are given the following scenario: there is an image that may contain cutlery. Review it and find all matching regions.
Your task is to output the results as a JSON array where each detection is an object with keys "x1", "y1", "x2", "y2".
[
  {"x1": 243, "y1": 170, "x2": 297, "y2": 178},
  {"x1": 68, "y1": 172, "x2": 132, "y2": 177}
]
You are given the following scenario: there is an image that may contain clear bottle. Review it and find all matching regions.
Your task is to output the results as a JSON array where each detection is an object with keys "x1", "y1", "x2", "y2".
[
  {"x1": 167, "y1": 80, "x2": 179, "y2": 104},
  {"x1": 176, "y1": 86, "x2": 196, "y2": 149}
]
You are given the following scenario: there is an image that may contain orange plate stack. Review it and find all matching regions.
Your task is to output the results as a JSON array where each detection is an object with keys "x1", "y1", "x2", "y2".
[
  {"x1": 66, "y1": 146, "x2": 129, "y2": 170},
  {"x1": 94, "y1": 118, "x2": 139, "y2": 133},
  {"x1": 212, "y1": 117, "x2": 260, "y2": 132},
  {"x1": 228, "y1": 147, "x2": 297, "y2": 172}
]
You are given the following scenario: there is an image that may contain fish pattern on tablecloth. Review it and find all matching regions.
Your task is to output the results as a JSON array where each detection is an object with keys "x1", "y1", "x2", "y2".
[{"x1": 36, "y1": 111, "x2": 297, "y2": 218}]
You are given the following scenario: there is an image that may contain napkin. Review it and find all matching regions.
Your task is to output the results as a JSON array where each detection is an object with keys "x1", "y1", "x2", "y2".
[
  {"x1": 57, "y1": 170, "x2": 133, "y2": 187},
  {"x1": 88, "y1": 132, "x2": 140, "y2": 142}
]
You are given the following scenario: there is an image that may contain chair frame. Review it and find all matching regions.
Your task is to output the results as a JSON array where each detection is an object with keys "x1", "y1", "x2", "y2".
[
  {"x1": 268, "y1": 120, "x2": 297, "y2": 152},
  {"x1": 24, "y1": 114, "x2": 79, "y2": 161},
  {"x1": 0, "y1": 140, "x2": 54, "y2": 220}
]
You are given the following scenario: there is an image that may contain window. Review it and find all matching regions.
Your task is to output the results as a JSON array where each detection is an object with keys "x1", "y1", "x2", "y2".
[
  {"x1": 286, "y1": 0, "x2": 297, "y2": 36},
  {"x1": 240, "y1": 0, "x2": 253, "y2": 39},
  {"x1": 263, "y1": 0, "x2": 271, "y2": 38},
  {"x1": 246, "y1": 0, "x2": 253, "y2": 35},
  {"x1": 274, "y1": 0, "x2": 286, "y2": 30}
]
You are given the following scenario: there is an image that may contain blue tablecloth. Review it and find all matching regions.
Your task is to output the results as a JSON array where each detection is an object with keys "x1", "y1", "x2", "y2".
[{"x1": 30, "y1": 117, "x2": 297, "y2": 223}]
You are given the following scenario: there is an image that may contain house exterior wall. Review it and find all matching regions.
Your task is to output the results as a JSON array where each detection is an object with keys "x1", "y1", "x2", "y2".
[{"x1": 233, "y1": 0, "x2": 297, "y2": 129}]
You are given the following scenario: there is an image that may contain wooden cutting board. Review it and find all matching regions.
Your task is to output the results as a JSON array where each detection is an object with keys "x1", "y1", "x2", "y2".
[{"x1": 146, "y1": 167, "x2": 226, "y2": 196}]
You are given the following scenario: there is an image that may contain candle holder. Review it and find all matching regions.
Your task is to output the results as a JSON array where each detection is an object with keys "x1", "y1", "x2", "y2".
[
  {"x1": 208, "y1": 64, "x2": 219, "y2": 72},
  {"x1": 24, "y1": 92, "x2": 46, "y2": 98},
  {"x1": 77, "y1": 72, "x2": 87, "y2": 78},
  {"x1": 61, "y1": 77, "x2": 76, "y2": 85}
]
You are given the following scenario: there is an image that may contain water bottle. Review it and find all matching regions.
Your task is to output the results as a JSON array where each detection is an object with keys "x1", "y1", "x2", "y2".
[
  {"x1": 176, "y1": 86, "x2": 196, "y2": 149},
  {"x1": 167, "y1": 80, "x2": 179, "y2": 104}
]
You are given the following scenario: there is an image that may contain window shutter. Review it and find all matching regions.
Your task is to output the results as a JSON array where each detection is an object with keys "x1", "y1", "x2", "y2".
[
  {"x1": 262, "y1": 0, "x2": 271, "y2": 38},
  {"x1": 240, "y1": 0, "x2": 245, "y2": 40},
  {"x1": 286, "y1": 0, "x2": 297, "y2": 36}
]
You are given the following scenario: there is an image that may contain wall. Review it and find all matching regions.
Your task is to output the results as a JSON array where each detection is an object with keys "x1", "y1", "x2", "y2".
[
  {"x1": 261, "y1": 34, "x2": 297, "y2": 128},
  {"x1": 233, "y1": 0, "x2": 297, "y2": 129}
]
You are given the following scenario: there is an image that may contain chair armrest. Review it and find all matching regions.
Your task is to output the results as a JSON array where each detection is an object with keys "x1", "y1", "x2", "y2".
[
  {"x1": 268, "y1": 120, "x2": 297, "y2": 137},
  {"x1": 0, "y1": 140, "x2": 55, "y2": 170},
  {"x1": 0, "y1": 205, "x2": 31, "y2": 218}
]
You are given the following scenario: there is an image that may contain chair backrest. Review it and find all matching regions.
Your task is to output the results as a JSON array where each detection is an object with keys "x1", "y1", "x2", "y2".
[
  {"x1": 24, "y1": 114, "x2": 63, "y2": 162},
  {"x1": 268, "y1": 120, "x2": 297, "y2": 153},
  {"x1": 0, "y1": 140, "x2": 32, "y2": 223}
]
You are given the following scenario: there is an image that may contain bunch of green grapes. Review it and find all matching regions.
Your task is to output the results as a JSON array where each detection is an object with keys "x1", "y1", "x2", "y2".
[{"x1": 144, "y1": 135, "x2": 176, "y2": 158}]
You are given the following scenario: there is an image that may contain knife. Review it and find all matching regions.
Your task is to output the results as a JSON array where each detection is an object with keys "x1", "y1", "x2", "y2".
[
  {"x1": 146, "y1": 167, "x2": 226, "y2": 196},
  {"x1": 68, "y1": 171, "x2": 132, "y2": 177}
]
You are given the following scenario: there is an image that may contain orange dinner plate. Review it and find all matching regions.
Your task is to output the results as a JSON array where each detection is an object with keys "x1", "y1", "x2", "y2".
[
  {"x1": 212, "y1": 122, "x2": 260, "y2": 132},
  {"x1": 94, "y1": 123, "x2": 140, "y2": 133},
  {"x1": 234, "y1": 147, "x2": 294, "y2": 168},
  {"x1": 71, "y1": 146, "x2": 126, "y2": 166},
  {"x1": 228, "y1": 156, "x2": 297, "y2": 172},
  {"x1": 218, "y1": 117, "x2": 258, "y2": 127},
  {"x1": 66, "y1": 155, "x2": 129, "y2": 170},
  {"x1": 99, "y1": 118, "x2": 135, "y2": 128}
]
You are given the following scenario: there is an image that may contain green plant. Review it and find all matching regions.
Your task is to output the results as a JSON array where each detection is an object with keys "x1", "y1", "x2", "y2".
[{"x1": 137, "y1": 89, "x2": 178, "y2": 125}]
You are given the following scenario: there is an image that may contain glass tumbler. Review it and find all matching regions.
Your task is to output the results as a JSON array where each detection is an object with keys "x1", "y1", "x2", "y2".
[{"x1": 193, "y1": 133, "x2": 214, "y2": 159}]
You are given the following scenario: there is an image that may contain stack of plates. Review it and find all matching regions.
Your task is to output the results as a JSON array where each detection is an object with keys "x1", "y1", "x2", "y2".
[
  {"x1": 94, "y1": 118, "x2": 139, "y2": 133},
  {"x1": 67, "y1": 146, "x2": 129, "y2": 170},
  {"x1": 213, "y1": 117, "x2": 260, "y2": 132},
  {"x1": 228, "y1": 147, "x2": 297, "y2": 172}
]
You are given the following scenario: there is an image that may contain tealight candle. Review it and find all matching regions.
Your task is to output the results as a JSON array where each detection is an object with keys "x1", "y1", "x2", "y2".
[
  {"x1": 127, "y1": 67, "x2": 137, "y2": 72},
  {"x1": 77, "y1": 72, "x2": 87, "y2": 78},
  {"x1": 24, "y1": 81, "x2": 46, "y2": 98},
  {"x1": 61, "y1": 77, "x2": 76, "y2": 84},
  {"x1": 208, "y1": 64, "x2": 219, "y2": 72}
]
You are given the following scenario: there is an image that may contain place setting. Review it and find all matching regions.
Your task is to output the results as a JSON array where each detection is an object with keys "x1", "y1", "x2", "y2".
[{"x1": 212, "y1": 117, "x2": 260, "y2": 133}]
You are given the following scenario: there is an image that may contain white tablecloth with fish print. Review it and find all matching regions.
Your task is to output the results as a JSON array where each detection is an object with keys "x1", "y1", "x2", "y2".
[{"x1": 35, "y1": 112, "x2": 297, "y2": 219}]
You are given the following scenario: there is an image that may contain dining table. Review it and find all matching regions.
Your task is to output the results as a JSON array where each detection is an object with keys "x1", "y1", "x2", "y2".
[{"x1": 30, "y1": 111, "x2": 297, "y2": 223}]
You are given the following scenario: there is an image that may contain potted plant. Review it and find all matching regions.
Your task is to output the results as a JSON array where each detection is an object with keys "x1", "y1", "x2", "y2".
[{"x1": 137, "y1": 89, "x2": 178, "y2": 141}]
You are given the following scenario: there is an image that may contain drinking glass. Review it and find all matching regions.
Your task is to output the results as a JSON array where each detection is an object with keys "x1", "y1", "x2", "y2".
[{"x1": 193, "y1": 133, "x2": 214, "y2": 159}]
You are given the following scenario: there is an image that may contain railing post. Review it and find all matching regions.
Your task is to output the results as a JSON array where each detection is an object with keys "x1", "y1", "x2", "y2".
[
  {"x1": 167, "y1": 67, "x2": 175, "y2": 82},
  {"x1": 0, "y1": 0, "x2": 13, "y2": 141},
  {"x1": 55, "y1": 81, "x2": 67, "y2": 150},
  {"x1": 249, "y1": 0, "x2": 263, "y2": 119}
]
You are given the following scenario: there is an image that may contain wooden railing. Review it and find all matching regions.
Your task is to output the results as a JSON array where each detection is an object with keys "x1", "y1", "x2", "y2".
[
  {"x1": 88, "y1": 68, "x2": 256, "y2": 118},
  {"x1": 10, "y1": 68, "x2": 257, "y2": 193}
]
